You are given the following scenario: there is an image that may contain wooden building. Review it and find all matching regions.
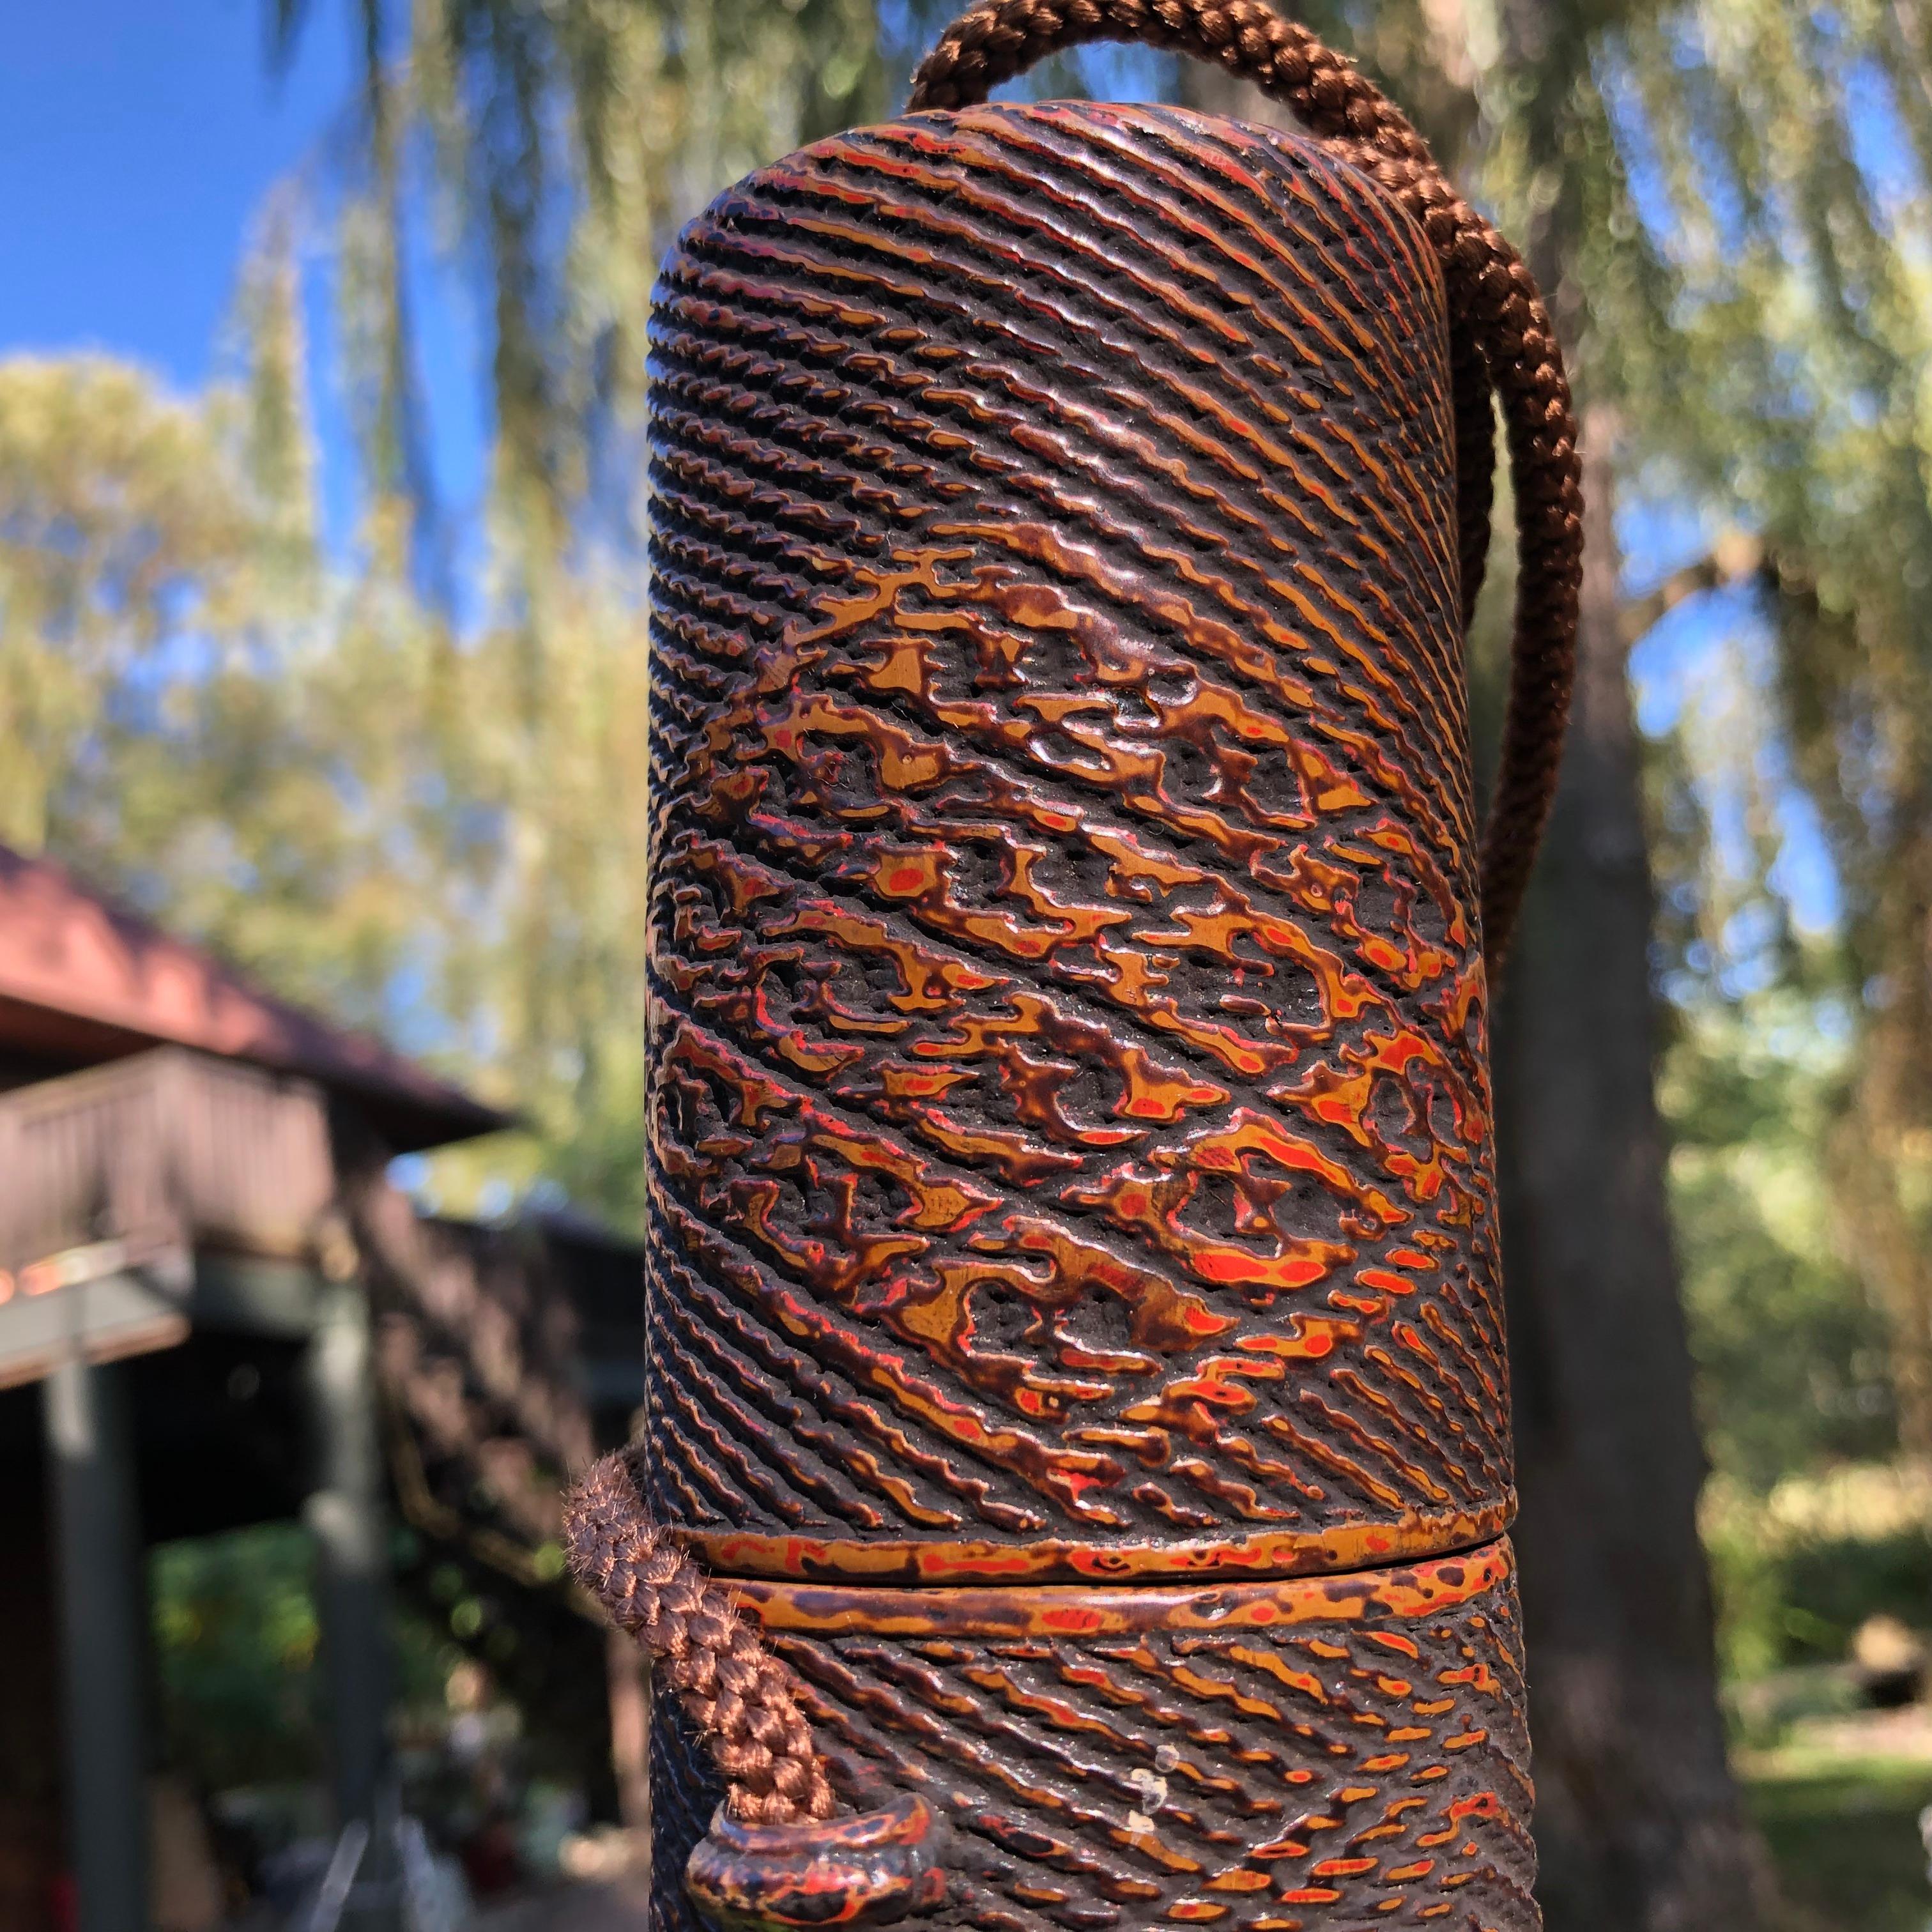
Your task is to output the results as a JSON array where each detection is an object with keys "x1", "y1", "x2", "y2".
[{"x1": 0, "y1": 846, "x2": 640, "y2": 1931}]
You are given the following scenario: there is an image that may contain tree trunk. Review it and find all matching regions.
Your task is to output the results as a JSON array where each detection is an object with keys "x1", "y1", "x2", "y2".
[{"x1": 1494, "y1": 408, "x2": 1773, "y2": 1929}]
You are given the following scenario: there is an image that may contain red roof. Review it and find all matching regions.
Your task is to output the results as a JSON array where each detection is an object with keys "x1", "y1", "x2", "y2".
[{"x1": 0, "y1": 844, "x2": 509, "y2": 1152}]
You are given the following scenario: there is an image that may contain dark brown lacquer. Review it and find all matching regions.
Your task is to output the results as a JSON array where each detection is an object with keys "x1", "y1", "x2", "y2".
[
  {"x1": 664, "y1": 1552, "x2": 1533, "y2": 1929},
  {"x1": 639, "y1": 97, "x2": 1538, "y2": 1930}
]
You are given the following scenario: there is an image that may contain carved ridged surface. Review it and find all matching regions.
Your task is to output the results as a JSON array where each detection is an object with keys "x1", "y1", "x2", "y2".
[
  {"x1": 651, "y1": 1542, "x2": 1534, "y2": 1929},
  {"x1": 642, "y1": 100, "x2": 1505, "y2": 1583}
]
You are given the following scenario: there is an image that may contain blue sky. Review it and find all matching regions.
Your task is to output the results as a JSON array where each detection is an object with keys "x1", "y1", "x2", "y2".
[
  {"x1": 0, "y1": 3, "x2": 491, "y2": 565},
  {"x1": 0, "y1": 4, "x2": 353, "y2": 385}
]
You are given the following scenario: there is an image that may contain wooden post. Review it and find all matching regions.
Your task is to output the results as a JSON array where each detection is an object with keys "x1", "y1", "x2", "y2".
[
  {"x1": 303, "y1": 1275, "x2": 398, "y2": 1929},
  {"x1": 44, "y1": 1352, "x2": 148, "y2": 1932}
]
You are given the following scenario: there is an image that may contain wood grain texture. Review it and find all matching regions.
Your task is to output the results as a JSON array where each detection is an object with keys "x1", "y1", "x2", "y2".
[
  {"x1": 641, "y1": 100, "x2": 1505, "y2": 1583},
  {"x1": 654, "y1": 1542, "x2": 1535, "y2": 1929}
]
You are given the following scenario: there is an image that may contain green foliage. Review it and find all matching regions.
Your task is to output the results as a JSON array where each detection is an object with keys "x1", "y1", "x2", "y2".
[
  {"x1": 1664, "y1": 991, "x2": 1895, "y2": 1491},
  {"x1": 1711, "y1": 1509, "x2": 1932, "y2": 1682},
  {"x1": 0, "y1": 355, "x2": 283, "y2": 857},
  {"x1": 1704, "y1": 1464, "x2": 1932, "y2": 1689},
  {"x1": 151, "y1": 1526, "x2": 321, "y2": 1791},
  {"x1": 1745, "y1": 1758, "x2": 1932, "y2": 1932},
  {"x1": 0, "y1": 342, "x2": 486, "y2": 1045},
  {"x1": 151, "y1": 1525, "x2": 464, "y2": 1793}
]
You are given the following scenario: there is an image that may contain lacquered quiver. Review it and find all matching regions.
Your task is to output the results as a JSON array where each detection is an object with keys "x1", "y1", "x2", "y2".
[{"x1": 641, "y1": 99, "x2": 1537, "y2": 1929}]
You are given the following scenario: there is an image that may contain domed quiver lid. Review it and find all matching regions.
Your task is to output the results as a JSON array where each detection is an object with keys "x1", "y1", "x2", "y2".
[{"x1": 641, "y1": 98, "x2": 1519, "y2": 1586}]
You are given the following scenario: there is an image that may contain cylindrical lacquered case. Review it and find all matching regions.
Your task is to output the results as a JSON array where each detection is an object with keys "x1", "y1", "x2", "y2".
[{"x1": 641, "y1": 98, "x2": 1536, "y2": 1930}]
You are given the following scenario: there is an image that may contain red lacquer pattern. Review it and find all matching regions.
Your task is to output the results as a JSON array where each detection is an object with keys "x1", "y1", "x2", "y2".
[
  {"x1": 657, "y1": 1545, "x2": 1536, "y2": 1929},
  {"x1": 640, "y1": 98, "x2": 1533, "y2": 1930},
  {"x1": 644, "y1": 102, "x2": 1503, "y2": 1576}
]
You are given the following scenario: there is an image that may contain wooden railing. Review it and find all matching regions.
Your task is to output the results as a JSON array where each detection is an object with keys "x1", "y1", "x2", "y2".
[{"x1": 0, "y1": 1048, "x2": 337, "y2": 1275}]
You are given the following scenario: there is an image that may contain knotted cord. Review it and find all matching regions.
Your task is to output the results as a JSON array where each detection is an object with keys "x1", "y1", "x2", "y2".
[{"x1": 564, "y1": 1455, "x2": 836, "y2": 1823}]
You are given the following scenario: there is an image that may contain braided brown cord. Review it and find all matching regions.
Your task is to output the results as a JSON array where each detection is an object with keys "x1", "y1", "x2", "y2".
[
  {"x1": 908, "y1": 0, "x2": 1583, "y2": 974},
  {"x1": 564, "y1": 1455, "x2": 836, "y2": 1824}
]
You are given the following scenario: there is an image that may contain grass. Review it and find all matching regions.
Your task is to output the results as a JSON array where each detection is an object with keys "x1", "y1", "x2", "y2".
[{"x1": 1744, "y1": 1749, "x2": 1932, "y2": 1930}]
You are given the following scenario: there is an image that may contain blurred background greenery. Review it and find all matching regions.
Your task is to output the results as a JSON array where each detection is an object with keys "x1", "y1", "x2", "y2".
[{"x1": 15, "y1": 0, "x2": 1932, "y2": 1926}]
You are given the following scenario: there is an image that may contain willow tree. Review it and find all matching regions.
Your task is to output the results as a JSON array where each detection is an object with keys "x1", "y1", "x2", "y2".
[
  {"x1": 1602, "y1": 0, "x2": 1932, "y2": 1465},
  {"x1": 270, "y1": 0, "x2": 885, "y2": 533},
  {"x1": 0, "y1": 245, "x2": 460, "y2": 1034},
  {"x1": 234, "y1": 0, "x2": 893, "y2": 1218},
  {"x1": 1436, "y1": 2, "x2": 1932, "y2": 1919}
]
